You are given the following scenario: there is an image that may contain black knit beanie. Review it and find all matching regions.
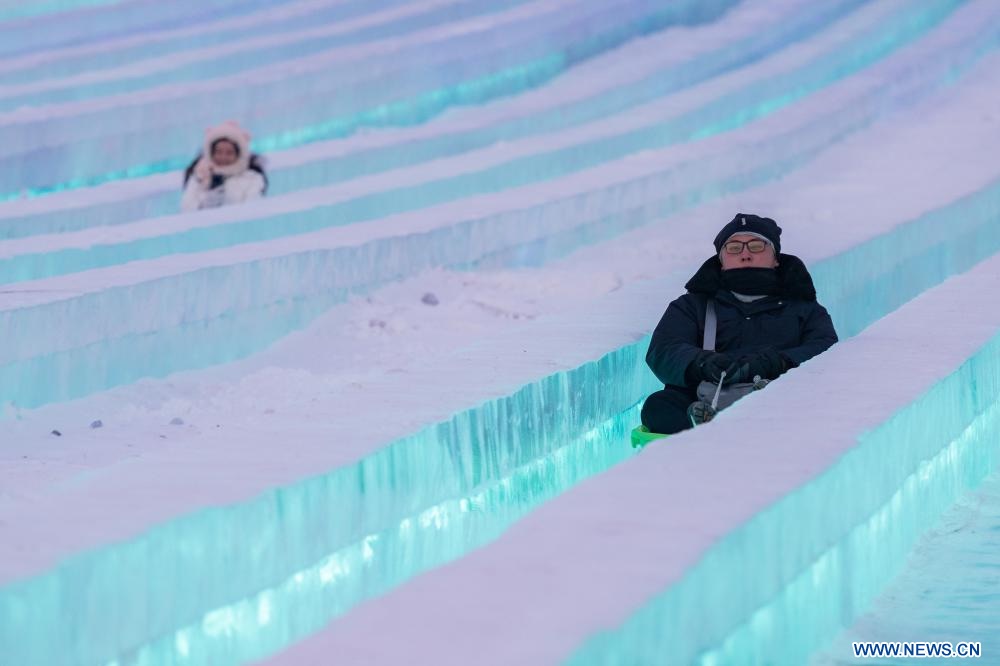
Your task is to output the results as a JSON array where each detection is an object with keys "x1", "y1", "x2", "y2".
[{"x1": 713, "y1": 213, "x2": 782, "y2": 254}]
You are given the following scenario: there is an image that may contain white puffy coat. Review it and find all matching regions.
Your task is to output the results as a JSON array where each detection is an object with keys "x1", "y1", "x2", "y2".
[
  {"x1": 181, "y1": 120, "x2": 266, "y2": 212},
  {"x1": 180, "y1": 168, "x2": 265, "y2": 212}
]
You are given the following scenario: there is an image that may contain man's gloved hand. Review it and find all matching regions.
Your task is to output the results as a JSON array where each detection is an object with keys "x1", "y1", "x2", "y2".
[
  {"x1": 728, "y1": 349, "x2": 789, "y2": 383},
  {"x1": 687, "y1": 400, "x2": 716, "y2": 426},
  {"x1": 688, "y1": 351, "x2": 735, "y2": 384}
]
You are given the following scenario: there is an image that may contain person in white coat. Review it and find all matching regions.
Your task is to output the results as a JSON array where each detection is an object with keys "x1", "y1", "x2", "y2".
[{"x1": 181, "y1": 120, "x2": 267, "y2": 212}]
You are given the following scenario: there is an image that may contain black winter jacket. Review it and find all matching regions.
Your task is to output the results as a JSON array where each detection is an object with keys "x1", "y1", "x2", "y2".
[{"x1": 646, "y1": 254, "x2": 838, "y2": 389}]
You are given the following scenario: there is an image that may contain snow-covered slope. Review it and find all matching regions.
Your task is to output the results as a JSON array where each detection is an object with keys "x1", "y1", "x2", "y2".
[{"x1": 1, "y1": 0, "x2": 999, "y2": 664}]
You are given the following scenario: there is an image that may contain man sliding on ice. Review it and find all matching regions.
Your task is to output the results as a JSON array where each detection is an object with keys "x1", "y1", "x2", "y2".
[{"x1": 638, "y1": 213, "x2": 838, "y2": 440}]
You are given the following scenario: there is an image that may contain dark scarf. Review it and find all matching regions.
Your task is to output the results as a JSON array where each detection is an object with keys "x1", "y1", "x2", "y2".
[
  {"x1": 719, "y1": 267, "x2": 781, "y2": 296},
  {"x1": 684, "y1": 254, "x2": 818, "y2": 301}
]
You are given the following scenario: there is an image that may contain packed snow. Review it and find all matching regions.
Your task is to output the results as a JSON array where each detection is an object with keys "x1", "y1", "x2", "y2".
[{"x1": 2, "y1": 0, "x2": 999, "y2": 664}]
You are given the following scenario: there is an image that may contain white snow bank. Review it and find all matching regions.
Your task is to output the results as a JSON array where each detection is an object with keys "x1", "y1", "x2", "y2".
[
  {"x1": 1, "y1": 48, "x2": 997, "y2": 585},
  {"x1": 261, "y1": 234, "x2": 1000, "y2": 666},
  {"x1": 0, "y1": 0, "x2": 529, "y2": 110},
  {"x1": 0, "y1": 0, "x2": 823, "y2": 235},
  {"x1": 0, "y1": 0, "x2": 377, "y2": 77},
  {"x1": 1, "y1": 23, "x2": 996, "y2": 413}
]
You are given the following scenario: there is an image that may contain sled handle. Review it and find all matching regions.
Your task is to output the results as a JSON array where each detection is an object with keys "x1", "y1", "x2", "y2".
[{"x1": 711, "y1": 371, "x2": 726, "y2": 410}]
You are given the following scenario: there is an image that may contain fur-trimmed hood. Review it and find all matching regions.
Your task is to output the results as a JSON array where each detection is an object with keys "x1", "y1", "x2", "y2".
[
  {"x1": 203, "y1": 120, "x2": 252, "y2": 177},
  {"x1": 683, "y1": 253, "x2": 818, "y2": 301}
]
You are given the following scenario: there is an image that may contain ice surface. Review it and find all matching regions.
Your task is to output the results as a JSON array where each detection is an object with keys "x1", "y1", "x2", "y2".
[
  {"x1": 0, "y1": 0, "x2": 540, "y2": 113},
  {"x1": 0, "y1": 344, "x2": 654, "y2": 665},
  {"x1": 0, "y1": 0, "x2": 859, "y2": 239},
  {"x1": 3, "y1": 1, "x2": 1000, "y2": 663},
  {"x1": 4, "y1": 177, "x2": 999, "y2": 664},
  {"x1": 262, "y1": 247, "x2": 1000, "y2": 666},
  {"x1": 568, "y1": 338, "x2": 1000, "y2": 666},
  {"x1": 0, "y1": 0, "x2": 954, "y2": 270},
  {"x1": 0, "y1": 0, "x2": 738, "y2": 196},
  {"x1": 0, "y1": 0, "x2": 988, "y2": 286},
  {"x1": 812, "y1": 467, "x2": 1000, "y2": 664},
  {"x1": 0, "y1": 0, "x2": 419, "y2": 83},
  {"x1": 0, "y1": 0, "x2": 123, "y2": 23},
  {"x1": 1, "y1": 17, "x2": 998, "y2": 410},
  {"x1": 0, "y1": 0, "x2": 278, "y2": 58}
]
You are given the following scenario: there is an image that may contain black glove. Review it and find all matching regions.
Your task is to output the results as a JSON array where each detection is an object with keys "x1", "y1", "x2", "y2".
[
  {"x1": 728, "y1": 349, "x2": 789, "y2": 383},
  {"x1": 687, "y1": 351, "x2": 735, "y2": 384},
  {"x1": 687, "y1": 400, "x2": 716, "y2": 426}
]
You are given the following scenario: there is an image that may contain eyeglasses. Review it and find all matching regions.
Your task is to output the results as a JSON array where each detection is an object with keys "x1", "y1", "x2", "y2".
[{"x1": 723, "y1": 239, "x2": 769, "y2": 254}]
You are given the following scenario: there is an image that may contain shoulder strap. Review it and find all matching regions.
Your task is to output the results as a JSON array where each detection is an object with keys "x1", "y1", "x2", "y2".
[{"x1": 703, "y1": 298, "x2": 717, "y2": 351}]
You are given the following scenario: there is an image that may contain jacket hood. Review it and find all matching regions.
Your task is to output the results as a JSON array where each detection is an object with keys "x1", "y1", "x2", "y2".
[
  {"x1": 203, "y1": 120, "x2": 252, "y2": 177},
  {"x1": 684, "y1": 253, "x2": 818, "y2": 301}
]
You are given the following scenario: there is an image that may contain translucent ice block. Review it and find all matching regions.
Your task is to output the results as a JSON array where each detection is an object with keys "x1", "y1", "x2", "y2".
[
  {"x1": 0, "y1": 0, "x2": 123, "y2": 23},
  {"x1": 0, "y1": 0, "x2": 739, "y2": 196},
  {"x1": 0, "y1": 0, "x2": 984, "y2": 284},
  {"x1": 0, "y1": 346, "x2": 656, "y2": 666},
  {"x1": 0, "y1": 0, "x2": 453, "y2": 84},
  {"x1": 0, "y1": 0, "x2": 280, "y2": 58},
  {"x1": 3, "y1": 74, "x2": 999, "y2": 411},
  {"x1": 567, "y1": 333, "x2": 1000, "y2": 666},
  {"x1": 812, "y1": 466, "x2": 1000, "y2": 662},
  {"x1": 3, "y1": 186, "x2": 999, "y2": 664},
  {"x1": 0, "y1": 0, "x2": 865, "y2": 240},
  {"x1": 0, "y1": 0, "x2": 542, "y2": 113}
]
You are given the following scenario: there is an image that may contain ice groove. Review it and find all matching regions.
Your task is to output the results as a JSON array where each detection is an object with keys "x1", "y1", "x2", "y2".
[
  {"x1": 2, "y1": 11, "x2": 996, "y2": 409},
  {"x1": 2, "y1": 171, "x2": 997, "y2": 665}
]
